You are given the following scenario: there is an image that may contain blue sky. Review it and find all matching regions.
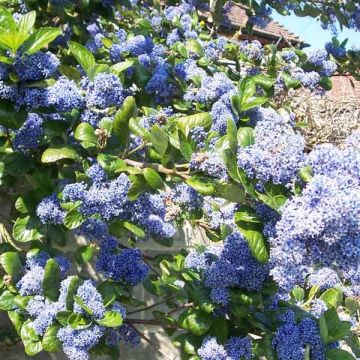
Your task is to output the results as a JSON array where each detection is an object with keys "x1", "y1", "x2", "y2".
[{"x1": 271, "y1": 12, "x2": 360, "y2": 52}]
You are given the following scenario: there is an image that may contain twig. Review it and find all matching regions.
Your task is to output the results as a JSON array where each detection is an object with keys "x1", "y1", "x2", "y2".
[
  {"x1": 167, "y1": 302, "x2": 194, "y2": 316},
  {"x1": 124, "y1": 159, "x2": 190, "y2": 180},
  {"x1": 126, "y1": 318, "x2": 178, "y2": 329},
  {"x1": 127, "y1": 324, "x2": 174, "y2": 360},
  {"x1": 128, "y1": 300, "x2": 167, "y2": 315}
]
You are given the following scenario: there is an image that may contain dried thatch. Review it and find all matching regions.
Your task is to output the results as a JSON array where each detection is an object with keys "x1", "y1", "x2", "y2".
[{"x1": 292, "y1": 90, "x2": 360, "y2": 147}]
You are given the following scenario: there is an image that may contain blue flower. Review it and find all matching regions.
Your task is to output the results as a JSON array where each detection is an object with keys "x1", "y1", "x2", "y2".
[
  {"x1": 85, "y1": 73, "x2": 124, "y2": 108},
  {"x1": 73, "y1": 280, "x2": 106, "y2": 319},
  {"x1": 198, "y1": 337, "x2": 228, "y2": 360},
  {"x1": 14, "y1": 51, "x2": 59, "y2": 82},
  {"x1": 13, "y1": 113, "x2": 43, "y2": 153},
  {"x1": 36, "y1": 193, "x2": 66, "y2": 225}
]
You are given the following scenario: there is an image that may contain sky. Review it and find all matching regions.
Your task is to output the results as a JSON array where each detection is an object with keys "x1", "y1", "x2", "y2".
[{"x1": 271, "y1": 12, "x2": 360, "y2": 52}]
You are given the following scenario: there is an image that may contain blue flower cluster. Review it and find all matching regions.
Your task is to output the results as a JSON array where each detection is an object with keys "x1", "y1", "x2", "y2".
[
  {"x1": 62, "y1": 172, "x2": 131, "y2": 220},
  {"x1": 307, "y1": 49, "x2": 337, "y2": 77},
  {"x1": 17, "y1": 251, "x2": 70, "y2": 297},
  {"x1": 36, "y1": 193, "x2": 66, "y2": 225},
  {"x1": 197, "y1": 336, "x2": 252, "y2": 360},
  {"x1": 190, "y1": 151, "x2": 228, "y2": 180},
  {"x1": 13, "y1": 113, "x2": 43, "y2": 153},
  {"x1": 270, "y1": 131, "x2": 360, "y2": 290},
  {"x1": 96, "y1": 237, "x2": 149, "y2": 285},
  {"x1": 237, "y1": 108, "x2": 306, "y2": 185},
  {"x1": 273, "y1": 311, "x2": 325, "y2": 360},
  {"x1": 14, "y1": 51, "x2": 59, "y2": 82},
  {"x1": 186, "y1": 232, "x2": 269, "y2": 305}
]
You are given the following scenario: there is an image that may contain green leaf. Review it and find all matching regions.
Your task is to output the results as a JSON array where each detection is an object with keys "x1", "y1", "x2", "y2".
[
  {"x1": 97, "y1": 154, "x2": 127, "y2": 175},
  {"x1": 299, "y1": 166, "x2": 313, "y2": 182},
  {"x1": 0, "y1": 5, "x2": 16, "y2": 31},
  {"x1": 177, "y1": 112, "x2": 212, "y2": 136},
  {"x1": 77, "y1": 245, "x2": 94, "y2": 263},
  {"x1": 186, "y1": 176, "x2": 217, "y2": 196},
  {"x1": 143, "y1": 168, "x2": 164, "y2": 189},
  {"x1": 227, "y1": 118, "x2": 237, "y2": 153},
  {"x1": 282, "y1": 71, "x2": 301, "y2": 89},
  {"x1": 239, "y1": 77, "x2": 256, "y2": 105},
  {"x1": 21, "y1": 320, "x2": 42, "y2": 356},
  {"x1": 22, "y1": 27, "x2": 62, "y2": 55},
  {"x1": 68, "y1": 41, "x2": 95, "y2": 77},
  {"x1": 68, "y1": 313, "x2": 92, "y2": 330},
  {"x1": 64, "y1": 208, "x2": 85, "y2": 229},
  {"x1": 124, "y1": 221, "x2": 146, "y2": 238},
  {"x1": 241, "y1": 96, "x2": 268, "y2": 111},
  {"x1": 0, "y1": 290, "x2": 15, "y2": 310},
  {"x1": 291, "y1": 286, "x2": 305, "y2": 302},
  {"x1": 151, "y1": 124, "x2": 169, "y2": 155},
  {"x1": 113, "y1": 96, "x2": 137, "y2": 147},
  {"x1": 237, "y1": 127, "x2": 255, "y2": 148},
  {"x1": 179, "y1": 309, "x2": 211, "y2": 336},
  {"x1": 129, "y1": 117, "x2": 151, "y2": 141},
  {"x1": 13, "y1": 215, "x2": 43, "y2": 242},
  {"x1": 17, "y1": 11, "x2": 36, "y2": 33},
  {"x1": 41, "y1": 145, "x2": 81, "y2": 163},
  {"x1": 256, "y1": 183, "x2": 288, "y2": 211},
  {"x1": 253, "y1": 74, "x2": 276, "y2": 90},
  {"x1": 74, "y1": 295, "x2": 94, "y2": 315},
  {"x1": 8, "y1": 310, "x2": 23, "y2": 334},
  {"x1": 173, "y1": 334, "x2": 201, "y2": 355},
  {"x1": 345, "y1": 297, "x2": 359, "y2": 315},
  {"x1": 0, "y1": 252, "x2": 22, "y2": 280},
  {"x1": 42, "y1": 259, "x2": 61, "y2": 301},
  {"x1": 326, "y1": 349, "x2": 356, "y2": 360},
  {"x1": 74, "y1": 122, "x2": 98, "y2": 148},
  {"x1": 42, "y1": 325, "x2": 61, "y2": 352},
  {"x1": 0, "y1": 99, "x2": 27, "y2": 129},
  {"x1": 56, "y1": 311, "x2": 72, "y2": 326},
  {"x1": 0, "y1": 31, "x2": 29, "y2": 52},
  {"x1": 186, "y1": 39, "x2": 204, "y2": 56},
  {"x1": 235, "y1": 208, "x2": 269, "y2": 263},
  {"x1": 215, "y1": 183, "x2": 245, "y2": 203},
  {"x1": 96, "y1": 311, "x2": 123, "y2": 328},
  {"x1": 320, "y1": 288, "x2": 342, "y2": 308},
  {"x1": 65, "y1": 276, "x2": 83, "y2": 311},
  {"x1": 111, "y1": 59, "x2": 135, "y2": 74}
]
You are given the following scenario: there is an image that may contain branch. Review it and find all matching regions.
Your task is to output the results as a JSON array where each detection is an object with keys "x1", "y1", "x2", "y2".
[
  {"x1": 124, "y1": 159, "x2": 190, "y2": 180},
  {"x1": 127, "y1": 324, "x2": 174, "y2": 360},
  {"x1": 126, "y1": 318, "x2": 178, "y2": 329},
  {"x1": 128, "y1": 300, "x2": 167, "y2": 315}
]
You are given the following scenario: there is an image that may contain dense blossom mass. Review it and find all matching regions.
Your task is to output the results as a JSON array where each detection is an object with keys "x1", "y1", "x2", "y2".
[{"x1": 0, "y1": 0, "x2": 358, "y2": 360}]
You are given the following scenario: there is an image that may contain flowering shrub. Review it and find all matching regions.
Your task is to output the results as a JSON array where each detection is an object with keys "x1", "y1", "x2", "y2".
[{"x1": 0, "y1": 1, "x2": 358, "y2": 360}]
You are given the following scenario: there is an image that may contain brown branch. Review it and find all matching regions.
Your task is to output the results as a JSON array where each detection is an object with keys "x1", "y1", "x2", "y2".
[
  {"x1": 167, "y1": 302, "x2": 194, "y2": 316},
  {"x1": 127, "y1": 324, "x2": 174, "y2": 360},
  {"x1": 128, "y1": 300, "x2": 167, "y2": 315},
  {"x1": 124, "y1": 159, "x2": 190, "y2": 180},
  {"x1": 126, "y1": 318, "x2": 178, "y2": 329}
]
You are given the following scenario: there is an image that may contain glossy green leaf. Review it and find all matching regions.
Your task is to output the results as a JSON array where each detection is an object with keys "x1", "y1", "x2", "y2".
[
  {"x1": 0, "y1": 31, "x2": 29, "y2": 52},
  {"x1": 17, "y1": 11, "x2": 36, "y2": 33},
  {"x1": 0, "y1": 99, "x2": 27, "y2": 129},
  {"x1": 13, "y1": 215, "x2": 43, "y2": 242},
  {"x1": 177, "y1": 112, "x2": 212, "y2": 136},
  {"x1": 97, "y1": 154, "x2": 127, "y2": 174},
  {"x1": 113, "y1": 96, "x2": 137, "y2": 147},
  {"x1": 124, "y1": 221, "x2": 146, "y2": 238},
  {"x1": 74, "y1": 122, "x2": 98, "y2": 148},
  {"x1": 42, "y1": 259, "x2": 61, "y2": 301},
  {"x1": 41, "y1": 146, "x2": 81, "y2": 163},
  {"x1": 68, "y1": 41, "x2": 95, "y2": 76},
  {"x1": 143, "y1": 168, "x2": 165, "y2": 189},
  {"x1": 326, "y1": 349, "x2": 356, "y2": 360},
  {"x1": 42, "y1": 325, "x2": 61, "y2": 352},
  {"x1": 0, "y1": 290, "x2": 15, "y2": 310},
  {"x1": 320, "y1": 288, "x2": 342, "y2": 308},
  {"x1": 151, "y1": 124, "x2": 169, "y2": 155},
  {"x1": 68, "y1": 313, "x2": 92, "y2": 330},
  {"x1": 186, "y1": 176, "x2": 217, "y2": 196},
  {"x1": 21, "y1": 320, "x2": 43, "y2": 356},
  {"x1": 64, "y1": 208, "x2": 85, "y2": 229},
  {"x1": 96, "y1": 311, "x2": 123, "y2": 327},
  {"x1": 65, "y1": 276, "x2": 83, "y2": 311},
  {"x1": 22, "y1": 27, "x2": 62, "y2": 55},
  {"x1": 0, "y1": 6, "x2": 17, "y2": 31},
  {"x1": 0, "y1": 251, "x2": 22, "y2": 279},
  {"x1": 179, "y1": 309, "x2": 211, "y2": 336},
  {"x1": 237, "y1": 127, "x2": 255, "y2": 148}
]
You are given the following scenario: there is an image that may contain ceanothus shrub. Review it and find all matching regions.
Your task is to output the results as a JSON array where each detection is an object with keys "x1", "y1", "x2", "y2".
[{"x1": 0, "y1": 1, "x2": 358, "y2": 360}]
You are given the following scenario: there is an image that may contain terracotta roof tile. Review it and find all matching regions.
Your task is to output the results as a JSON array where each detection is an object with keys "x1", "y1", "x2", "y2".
[{"x1": 200, "y1": 2, "x2": 305, "y2": 45}]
